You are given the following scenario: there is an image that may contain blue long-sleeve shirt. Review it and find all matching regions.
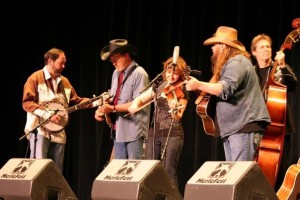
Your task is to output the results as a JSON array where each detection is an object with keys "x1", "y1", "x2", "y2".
[
  {"x1": 110, "y1": 61, "x2": 151, "y2": 142},
  {"x1": 216, "y1": 55, "x2": 271, "y2": 137}
]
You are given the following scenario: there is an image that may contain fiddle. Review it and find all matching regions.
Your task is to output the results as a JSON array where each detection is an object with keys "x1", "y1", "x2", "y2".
[
  {"x1": 163, "y1": 81, "x2": 186, "y2": 114},
  {"x1": 162, "y1": 81, "x2": 185, "y2": 101}
]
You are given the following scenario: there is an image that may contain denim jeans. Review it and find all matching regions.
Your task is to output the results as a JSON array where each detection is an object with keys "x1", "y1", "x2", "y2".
[
  {"x1": 113, "y1": 137, "x2": 144, "y2": 159},
  {"x1": 29, "y1": 134, "x2": 65, "y2": 172},
  {"x1": 222, "y1": 131, "x2": 263, "y2": 161},
  {"x1": 145, "y1": 135, "x2": 183, "y2": 187}
]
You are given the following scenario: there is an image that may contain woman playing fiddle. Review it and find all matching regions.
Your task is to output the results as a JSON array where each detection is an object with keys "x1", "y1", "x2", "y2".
[{"x1": 128, "y1": 56, "x2": 189, "y2": 189}]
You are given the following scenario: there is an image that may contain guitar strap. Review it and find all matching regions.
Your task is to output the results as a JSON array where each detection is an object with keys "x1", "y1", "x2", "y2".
[
  {"x1": 110, "y1": 65, "x2": 138, "y2": 138},
  {"x1": 120, "y1": 65, "x2": 137, "y2": 88},
  {"x1": 112, "y1": 64, "x2": 138, "y2": 105}
]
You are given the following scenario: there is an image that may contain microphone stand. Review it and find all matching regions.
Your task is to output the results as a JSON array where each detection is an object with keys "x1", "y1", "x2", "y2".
[
  {"x1": 19, "y1": 110, "x2": 59, "y2": 158},
  {"x1": 139, "y1": 63, "x2": 173, "y2": 94},
  {"x1": 151, "y1": 82, "x2": 158, "y2": 159},
  {"x1": 139, "y1": 64, "x2": 174, "y2": 159},
  {"x1": 161, "y1": 119, "x2": 174, "y2": 160}
]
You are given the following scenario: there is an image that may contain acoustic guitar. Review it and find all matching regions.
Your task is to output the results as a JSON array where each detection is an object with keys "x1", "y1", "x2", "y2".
[
  {"x1": 195, "y1": 75, "x2": 219, "y2": 137},
  {"x1": 195, "y1": 92, "x2": 217, "y2": 137},
  {"x1": 276, "y1": 157, "x2": 300, "y2": 200}
]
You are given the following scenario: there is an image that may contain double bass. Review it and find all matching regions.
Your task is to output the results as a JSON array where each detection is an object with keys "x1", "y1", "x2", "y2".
[{"x1": 256, "y1": 18, "x2": 300, "y2": 188}]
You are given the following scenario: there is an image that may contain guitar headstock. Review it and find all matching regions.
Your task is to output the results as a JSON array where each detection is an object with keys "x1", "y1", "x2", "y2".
[{"x1": 183, "y1": 66, "x2": 191, "y2": 81}]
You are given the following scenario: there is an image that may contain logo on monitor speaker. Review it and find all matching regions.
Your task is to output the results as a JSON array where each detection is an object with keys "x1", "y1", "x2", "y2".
[
  {"x1": 0, "y1": 158, "x2": 78, "y2": 200},
  {"x1": 184, "y1": 161, "x2": 278, "y2": 200},
  {"x1": 116, "y1": 160, "x2": 141, "y2": 175},
  {"x1": 11, "y1": 160, "x2": 35, "y2": 174},
  {"x1": 92, "y1": 159, "x2": 183, "y2": 200},
  {"x1": 209, "y1": 162, "x2": 235, "y2": 178}
]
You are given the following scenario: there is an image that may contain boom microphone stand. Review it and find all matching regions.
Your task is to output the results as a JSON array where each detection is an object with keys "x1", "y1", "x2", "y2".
[
  {"x1": 19, "y1": 110, "x2": 60, "y2": 158},
  {"x1": 151, "y1": 81, "x2": 159, "y2": 159},
  {"x1": 140, "y1": 65, "x2": 174, "y2": 159},
  {"x1": 139, "y1": 63, "x2": 174, "y2": 94}
]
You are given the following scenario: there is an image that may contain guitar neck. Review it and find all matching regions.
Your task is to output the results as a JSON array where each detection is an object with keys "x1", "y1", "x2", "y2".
[
  {"x1": 195, "y1": 91, "x2": 208, "y2": 105},
  {"x1": 67, "y1": 98, "x2": 97, "y2": 113},
  {"x1": 66, "y1": 93, "x2": 110, "y2": 114}
]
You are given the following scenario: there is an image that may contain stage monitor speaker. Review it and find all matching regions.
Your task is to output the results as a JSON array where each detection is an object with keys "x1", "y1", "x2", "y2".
[
  {"x1": 184, "y1": 161, "x2": 278, "y2": 200},
  {"x1": 91, "y1": 159, "x2": 183, "y2": 200},
  {"x1": 0, "y1": 158, "x2": 77, "y2": 200}
]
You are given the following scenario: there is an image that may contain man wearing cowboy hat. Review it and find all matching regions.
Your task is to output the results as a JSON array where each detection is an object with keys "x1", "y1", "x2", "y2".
[
  {"x1": 95, "y1": 39, "x2": 150, "y2": 159},
  {"x1": 185, "y1": 26, "x2": 271, "y2": 161}
]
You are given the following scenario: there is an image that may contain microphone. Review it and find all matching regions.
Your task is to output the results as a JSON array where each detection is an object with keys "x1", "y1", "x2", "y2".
[
  {"x1": 190, "y1": 70, "x2": 202, "y2": 76},
  {"x1": 172, "y1": 46, "x2": 180, "y2": 71}
]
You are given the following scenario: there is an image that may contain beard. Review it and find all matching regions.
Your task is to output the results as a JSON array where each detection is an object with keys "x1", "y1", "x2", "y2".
[
  {"x1": 211, "y1": 46, "x2": 223, "y2": 65},
  {"x1": 211, "y1": 51, "x2": 218, "y2": 65}
]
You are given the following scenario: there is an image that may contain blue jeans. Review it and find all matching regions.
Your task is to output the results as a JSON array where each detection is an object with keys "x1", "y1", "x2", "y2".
[
  {"x1": 145, "y1": 135, "x2": 183, "y2": 187},
  {"x1": 113, "y1": 137, "x2": 144, "y2": 159},
  {"x1": 222, "y1": 131, "x2": 263, "y2": 161},
  {"x1": 29, "y1": 134, "x2": 65, "y2": 172}
]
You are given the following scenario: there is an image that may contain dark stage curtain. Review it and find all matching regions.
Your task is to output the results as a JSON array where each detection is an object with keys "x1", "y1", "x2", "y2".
[{"x1": 2, "y1": 0, "x2": 299, "y2": 199}]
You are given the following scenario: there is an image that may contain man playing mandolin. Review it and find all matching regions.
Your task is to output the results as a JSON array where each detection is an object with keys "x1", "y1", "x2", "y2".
[
  {"x1": 94, "y1": 39, "x2": 150, "y2": 160},
  {"x1": 23, "y1": 48, "x2": 101, "y2": 172}
]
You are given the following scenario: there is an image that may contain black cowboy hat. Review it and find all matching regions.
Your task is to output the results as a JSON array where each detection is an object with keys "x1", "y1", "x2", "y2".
[{"x1": 100, "y1": 39, "x2": 137, "y2": 60}]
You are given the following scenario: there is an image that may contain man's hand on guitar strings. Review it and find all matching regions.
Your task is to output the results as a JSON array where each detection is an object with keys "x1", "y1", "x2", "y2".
[
  {"x1": 184, "y1": 76, "x2": 200, "y2": 91},
  {"x1": 99, "y1": 103, "x2": 114, "y2": 114}
]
